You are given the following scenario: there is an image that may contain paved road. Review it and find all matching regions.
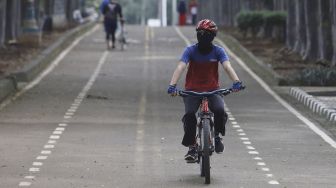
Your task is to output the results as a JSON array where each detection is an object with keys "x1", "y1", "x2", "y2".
[{"x1": 0, "y1": 25, "x2": 336, "y2": 188}]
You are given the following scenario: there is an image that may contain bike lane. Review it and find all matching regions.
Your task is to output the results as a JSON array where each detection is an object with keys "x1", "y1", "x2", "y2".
[
  {"x1": 0, "y1": 25, "x2": 108, "y2": 187},
  {"x1": 177, "y1": 26, "x2": 336, "y2": 188}
]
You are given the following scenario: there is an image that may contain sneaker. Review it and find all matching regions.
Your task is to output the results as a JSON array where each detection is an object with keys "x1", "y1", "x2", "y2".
[
  {"x1": 215, "y1": 136, "x2": 224, "y2": 153},
  {"x1": 184, "y1": 146, "x2": 197, "y2": 163}
]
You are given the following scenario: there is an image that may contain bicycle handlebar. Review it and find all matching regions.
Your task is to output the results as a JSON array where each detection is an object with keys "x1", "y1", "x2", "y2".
[{"x1": 178, "y1": 88, "x2": 227, "y2": 97}]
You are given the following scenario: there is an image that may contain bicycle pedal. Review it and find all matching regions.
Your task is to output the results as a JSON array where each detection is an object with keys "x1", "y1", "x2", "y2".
[{"x1": 186, "y1": 159, "x2": 197, "y2": 163}]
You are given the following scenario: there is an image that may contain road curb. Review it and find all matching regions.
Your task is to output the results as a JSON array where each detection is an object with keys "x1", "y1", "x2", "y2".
[
  {"x1": 289, "y1": 87, "x2": 336, "y2": 123},
  {"x1": 0, "y1": 77, "x2": 17, "y2": 102},
  {"x1": 0, "y1": 21, "x2": 97, "y2": 104},
  {"x1": 13, "y1": 21, "x2": 96, "y2": 82}
]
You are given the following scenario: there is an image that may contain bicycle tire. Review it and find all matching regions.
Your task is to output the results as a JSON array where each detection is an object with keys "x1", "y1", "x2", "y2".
[{"x1": 200, "y1": 119, "x2": 211, "y2": 184}]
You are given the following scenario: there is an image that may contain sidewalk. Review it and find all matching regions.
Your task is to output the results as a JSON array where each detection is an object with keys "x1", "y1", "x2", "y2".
[
  {"x1": 0, "y1": 21, "x2": 96, "y2": 103},
  {"x1": 219, "y1": 33, "x2": 336, "y2": 124}
]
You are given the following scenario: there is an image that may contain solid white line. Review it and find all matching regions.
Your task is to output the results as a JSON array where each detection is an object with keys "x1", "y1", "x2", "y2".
[
  {"x1": 174, "y1": 27, "x2": 191, "y2": 46},
  {"x1": 215, "y1": 38, "x2": 336, "y2": 149}
]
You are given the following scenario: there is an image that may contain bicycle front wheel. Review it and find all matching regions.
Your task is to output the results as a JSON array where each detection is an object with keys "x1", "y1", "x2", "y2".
[{"x1": 200, "y1": 119, "x2": 211, "y2": 184}]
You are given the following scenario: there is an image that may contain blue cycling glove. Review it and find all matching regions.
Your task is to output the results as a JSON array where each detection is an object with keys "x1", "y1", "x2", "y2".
[
  {"x1": 167, "y1": 84, "x2": 178, "y2": 96},
  {"x1": 232, "y1": 81, "x2": 243, "y2": 92}
]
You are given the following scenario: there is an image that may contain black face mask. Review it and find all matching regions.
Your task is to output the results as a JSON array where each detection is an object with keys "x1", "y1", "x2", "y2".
[{"x1": 197, "y1": 30, "x2": 215, "y2": 54}]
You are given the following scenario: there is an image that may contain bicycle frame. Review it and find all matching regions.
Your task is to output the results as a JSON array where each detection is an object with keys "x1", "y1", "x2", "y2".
[
  {"x1": 178, "y1": 88, "x2": 234, "y2": 184},
  {"x1": 197, "y1": 97, "x2": 215, "y2": 154}
]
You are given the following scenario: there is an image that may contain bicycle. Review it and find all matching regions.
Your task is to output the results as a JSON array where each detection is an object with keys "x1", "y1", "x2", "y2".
[{"x1": 178, "y1": 88, "x2": 238, "y2": 184}]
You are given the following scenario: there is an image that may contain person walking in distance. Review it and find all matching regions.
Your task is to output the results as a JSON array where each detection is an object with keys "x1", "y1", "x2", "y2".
[
  {"x1": 102, "y1": 0, "x2": 123, "y2": 49},
  {"x1": 178, "y1": 0, "x2": 187, "y2": 26},
  {"x1": 167, "y1": 19, "x2": 244, "y2": 162},
  {"x1": 189, "y1": 0, "x2": 198, "y2": 25}
]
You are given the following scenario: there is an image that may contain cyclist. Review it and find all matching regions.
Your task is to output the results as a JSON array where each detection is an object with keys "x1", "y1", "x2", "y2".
[
  {"x1": 167, "y1": 19, "x2": 243, "y2": 163},
  {"x1": 101, "y1": 0, "x2": 124, "y2": 49}
]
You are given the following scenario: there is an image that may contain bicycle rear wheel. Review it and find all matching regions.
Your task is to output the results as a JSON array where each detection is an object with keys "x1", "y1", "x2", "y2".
[{"x1": 200, "y1": 119, "x2": 211, "y2": 184}]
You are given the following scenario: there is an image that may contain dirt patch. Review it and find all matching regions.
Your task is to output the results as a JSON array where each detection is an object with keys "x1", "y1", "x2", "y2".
[
  {"x1": 221, "y1": 27, "x2": 322, "y2": 79},
  {"x1": 0, "y1": 28, "x2": 72, "y2": 78}
]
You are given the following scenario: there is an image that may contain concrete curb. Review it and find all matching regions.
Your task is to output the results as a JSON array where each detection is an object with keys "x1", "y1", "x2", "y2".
[
  {"x1": 0, "y1": 77, "x2": 17, "y2": 102},
  {"x1": 289, "y1": 87, "x2": 336, "y2": 123},
  {"x1": 0, "y1": 21, "x2": 96, "y2": 103},
  {"x1": 13, "y1": 21, "x2": 96, "y2": 82}
]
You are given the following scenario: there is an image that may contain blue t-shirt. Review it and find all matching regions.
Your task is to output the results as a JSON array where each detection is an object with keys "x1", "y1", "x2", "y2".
[
  {"x1": 180, "y1": 44, "x2": 229, "y2": 64},
  {"x1": 180, "y1": 44, "x2": 230, "y2": 91}
]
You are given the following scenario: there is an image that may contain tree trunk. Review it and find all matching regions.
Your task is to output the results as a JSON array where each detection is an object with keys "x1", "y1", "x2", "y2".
[
  {"x1": 0, "y1": 0, "x2": 7, "y2": 47},
  {"x1": 303, "y1": 0, "x2": 320, "y2": 60},
  {"x1": 286, "y1": 0, "x2": 296, "y2": 50},
  {"x1": 317, "y1": 0, "x2": 333, "y2": 62},
  {"x1": 293, "y1": 0, "x2": 306, "y2": 56},
  {"x1": 332, "y1": 0, "x2": 336, "y2": 66}
]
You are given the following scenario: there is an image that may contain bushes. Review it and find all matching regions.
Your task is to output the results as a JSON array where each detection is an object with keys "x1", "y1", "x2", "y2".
[
  {"x1": 292, "y1": 67, "x2": 336, "y2": 86},
  {"x1": 236, "y1": 11, "x2": 287, "y2": 40}
]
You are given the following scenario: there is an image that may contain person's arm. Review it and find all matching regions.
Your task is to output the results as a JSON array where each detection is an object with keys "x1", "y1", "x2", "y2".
[
  {"x1": 222, "y1": 61, "x2": 240, "y2": 82},
  {"x1": 170, "y1": 61, "x2": 187, "y2": 85}
]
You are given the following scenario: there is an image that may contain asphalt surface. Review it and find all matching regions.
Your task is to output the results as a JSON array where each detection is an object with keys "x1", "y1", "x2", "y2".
[{"x1": 0, "y1": 25, "x2": 336, "y2": 188}]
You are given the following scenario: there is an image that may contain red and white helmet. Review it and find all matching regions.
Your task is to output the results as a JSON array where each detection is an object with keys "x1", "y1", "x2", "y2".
[{"x1": 196, "y1": 19, "x2": 218, "y2": 34}]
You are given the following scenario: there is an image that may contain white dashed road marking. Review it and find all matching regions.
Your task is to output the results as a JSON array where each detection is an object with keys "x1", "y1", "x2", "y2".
[{"x1": 18, "y1": 30, "x2": 108, "y2": 186}]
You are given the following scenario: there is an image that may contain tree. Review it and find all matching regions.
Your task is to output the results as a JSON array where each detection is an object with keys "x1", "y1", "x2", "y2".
[
  {"x1": 317, "y1": 0, "x2": 333, "y2": 62},
  {"x1": 332, "y1": 0, "x2": 336, "y2": 66},
  {"x1": 286, "y1": 0, "x2": 295, "y2": 49},
  {"x1": 0, "y1": 0, "x2": 7, "y2": 47},
  {"x1": 303, "y1": 0, "x2": 319, "y2": 60}
]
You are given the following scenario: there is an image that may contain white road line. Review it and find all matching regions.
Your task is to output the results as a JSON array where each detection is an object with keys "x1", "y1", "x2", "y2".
[
  {"x1": 44, "y1": 145, "x2": 54, "y2": 149},
  {"x1": 49, "y1": 135, "x2": 60, "y2": 139},
  {"x1": 215, "y1": 38, "x2": 336, "y2": 149},
  {"x1": 32, "y1": 162, "x2": 43, "y2": 166},
  {"x1": 29, "y1": 168, "x2": 39, "y2": 172},
  {"x1": 19, "y1": 182, "x2": 31, "y2": 186},
  {"x1": 41, "y1": 150, "x2": 51, "y2": 154},
  {"x1": 24, "y1": 176, "x2": 35, "y2": 179},
  {"x1": 36, "y1": 156, "x2": 47, "y2": 160},
  {"x1": 48, "y1": 140, "x2": 57, "y2": 144},
  {"x1": 0, "y1": 25, "x2": 99, "y2": 111},
  {"x1": 174, "y1": 27, "x2": 191, "y2": 46},
  {"x1": 18, "y1": 43, "x2": 109, "y2": 186}
]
